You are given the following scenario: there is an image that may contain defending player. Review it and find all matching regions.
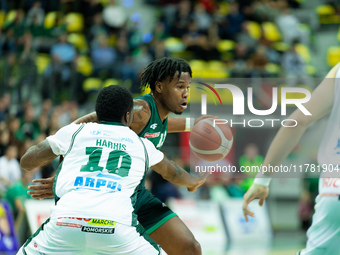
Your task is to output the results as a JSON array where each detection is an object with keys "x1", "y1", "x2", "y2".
[
  {"x1": 17, "y1": 85, "x2": 206, "y2": 255},
  {"x1": 28, "y1": 57, "x2": 208, "y2": 255},
  {"x1": 242, "y1": 63, "x2": 340, "y2": 255}
]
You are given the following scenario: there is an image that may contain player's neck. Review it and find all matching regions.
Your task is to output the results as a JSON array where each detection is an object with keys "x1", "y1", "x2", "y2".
[{"x1": 151, "y1": 93, "x2": 170, "y2": 122}]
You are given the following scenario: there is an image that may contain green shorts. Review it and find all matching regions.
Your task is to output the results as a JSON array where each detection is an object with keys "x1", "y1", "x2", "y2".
[{"x1": 134, "y1": 186, "x2": 177, "y2": 234}]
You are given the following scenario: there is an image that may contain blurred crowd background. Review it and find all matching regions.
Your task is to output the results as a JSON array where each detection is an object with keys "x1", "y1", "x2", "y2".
[{"x1": 0, "y1": 0, "x2": 340, "y2": 250}]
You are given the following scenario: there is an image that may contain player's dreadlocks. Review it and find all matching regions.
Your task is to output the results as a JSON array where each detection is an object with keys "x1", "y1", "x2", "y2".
[{"x1": 140, "y1": 57, "x2": 192, "y2": 91}]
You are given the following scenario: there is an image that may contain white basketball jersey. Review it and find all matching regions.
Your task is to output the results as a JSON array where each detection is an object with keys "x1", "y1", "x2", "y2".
[
  {"x1": 46, "y1": 122, "x2": 164, "y2": 226},
  {"x1": 317, "y1": 67, "x2": 340, "y2": 193},
  {"x1": 317, "y1": 67, "x2": 340, "y2": 166}
]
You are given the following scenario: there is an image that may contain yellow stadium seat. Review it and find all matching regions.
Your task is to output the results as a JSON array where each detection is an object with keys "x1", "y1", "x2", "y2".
[
  {"x1": 4, "y1": 10, "x2": 16, "y2": 26},
  {"x1": 83, "y1": 77, "x2": 102, "y2": 92},
  {"x1": 103, "y1": 79, "x2": 122, "y2": 88},
  {"x1": 44, "y1": 12, "x2": 61, "y2": 29},
  {"x1": 262, "y1": 22, "x2": 282, "y2": 42},
  {"x1": 295, "y1": 44, "x2": 311, "y2": 63},
  {"x1": 272, "y1": 42, "x2": 290, "y2": 52},
  {"x1": 217, "y1": 2, "x2": 229, "y2": 16},
  {"x1": 67, "y1": 33, "x2": 88, "y2": 52},
  {"x1": 246, "y1": 21, "x2": 261, "y2": 40},
  {"x1": 164, "y1": 37, "x2": 185, "y2": 52},
  {"x1": 189, "y1": 60, "x2": 207, "y2": 78},
  {"x1": 316, "y1": 5, "x2": 335, "y2": 15},
  {"x1": 327, "y1": 46, "x2": 340, "y2": 67},
  {"x1": 64, "y1": 12, "x2": 84, "y2": 33},
  {"x1": 35, "y1": 54, "x2": 50, "y2": 74},
  {"x1": 217, "y1": 40, "x2": 235, "y2": 52},
  {"x1": 316, "y1": 5, "x2": 339, "y2": 24},
  {"x1": 203, "y1": 61, "x2": 229, "y2": 79},
  {"x1": 305, "y1": 65, "x2": 317, "y2": 75},
  {"x1": 265, "y1": 63, "x2": 281, "y2": 74},
  {"x1": 100, "y1": 0, "x2": 110, "y2": 6},
  {"x1": 0, "y1": 11, "x2": 5, "y2": 28},
  {"x1": 76, "y1": 56, "x2": 93, "y2": 76}
]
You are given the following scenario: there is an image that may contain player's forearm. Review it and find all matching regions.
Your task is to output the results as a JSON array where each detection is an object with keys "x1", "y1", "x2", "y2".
[
  {"x1": 20, "y1": 140, "x2": 57, "y2": 171},
  {"x1": 261, "y1": 114, "x2": 309, "y2": 177},
  {"x1": 73, "y1": 112, "x2": 98, "y2": 124},
  {"x1": 168, "y1": 117, "x2": 187, "y2": 133},
  {"x1": 152, "y1": 158, "x2": 199, "y2": 189},
  {"x1": 166, "y1": 162, "x2": 199, "y2": 188}
]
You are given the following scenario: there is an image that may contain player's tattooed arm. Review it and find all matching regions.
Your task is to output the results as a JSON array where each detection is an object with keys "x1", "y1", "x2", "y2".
[
  {"x1": 130, "y1": 99, "x2": 151, "y2": 134},
  {"x1": 20, "y1": 140, "x2": 57, "y2": 171},
  {"x1": 151, "y1": 156, "x2": 208, "y2": 192},
  {"x1": 73, "y1": 112, "x2": 98, "y2": 124}
]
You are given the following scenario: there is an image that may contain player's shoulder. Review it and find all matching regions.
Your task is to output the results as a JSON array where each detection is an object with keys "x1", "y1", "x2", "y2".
[{"x1": 133, "y1": 99, "x2": 151, "y2": 123}]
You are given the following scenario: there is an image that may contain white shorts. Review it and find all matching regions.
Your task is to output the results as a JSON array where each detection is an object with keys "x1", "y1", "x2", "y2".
[
  {"x1": 299, "y1": 194, "x2": 340, "y2": 255},
  {"x1": 17, "y1": 217, "x2": 160, "y2": 255}
]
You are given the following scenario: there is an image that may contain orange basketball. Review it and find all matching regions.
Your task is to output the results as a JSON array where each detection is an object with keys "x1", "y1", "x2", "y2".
[{"x1": 190, "y1": 118, "x2": 233, "y2": 161}]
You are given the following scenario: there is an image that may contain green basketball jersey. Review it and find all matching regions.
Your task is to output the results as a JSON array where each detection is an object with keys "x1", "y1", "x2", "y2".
[{"x1": 136, "y1": 94, "x2": 168, "y2": 149}]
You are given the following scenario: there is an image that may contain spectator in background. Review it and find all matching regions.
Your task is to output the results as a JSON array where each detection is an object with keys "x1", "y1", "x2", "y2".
[
  {"x1": 90, "y1": 34, "x2": 116, "y2": 78},
  {"x1": 7, "y1": 10, "x2": 26, "y2": 40},
  {"x1": 0, "y1": 29, "x2": 16, "y2": 56},
  {"x1": 134, "y1": 45, "x2": 153, "y2": 76},
  {"x1": 88, "y1": 13, "x2": 108, "y2": 43},
  {"x1": 114, "y1": 36, "x2": 138, "y2": 92},
  {"x1": 5, "y1": 169, "x2": 35, "y2": 245},
  {"x1": 153, "y1": 22, "x2": 167, "y2": 42},
  {"x1": 0, "y1": 53, "x2": 22, "y2": 103},
  {"x1": 14, "y1": 103, "x2": 40, "y2": 143},
  {"x1": 219, "y1": 2, "x2": 244, "y2": 40},
  {"x1": 275, "y1": 0, "x2": 310, "y2": 46},
  {"x1": 44, "y1": 33, "x2": 76, "y2": 101},
  {"x1": 182, "y1": 20, "x2": 209, "y2": 60},
  {"x1": 231, "y1": 43, "x2": 251, "y2": 78},
  {"x1": 282, "y1": 40, "x2": 305, "y2": 77},
  {"x1": 238, "y1": 143, "x2": 264, "y2": 192},
  {"x1": 26, "y1": 1, "x2": 45, "y2": 26},
  {"x1": 0, "y1": 94, "x2": 10, "y2": 122},
  {"x1": 198, "y1": 0, "x2": 216, "y2": 14},
  {"x1": 170, "y1": 0, "x2": 192, "y2": 38},
  {"x1": 252, "y1": 0, "x2": 280, "y2": 22},
  {"x1": 151, "y1": 40, "x2": 169, "y2": 60},
  {"x1": 192, "y1": 3, "x2": 212, "y2": 33},
  {"x1": 7, "y1": 117, "x2": 20, "y2": 146},
  {"x1": 248, "y1": 45, "x2": 269, "y2": 78},
  {"x1": 236, "y1": 22, "x2": 258, "y2": 53},
  {"x1": 282, "y1": 40, "x2": 307, "y2": 87},
  {"x1": 0, "y1": 129, "x2": 10, "y2": 156},
  {"x1": 0, "y1": 145, "x2": 21, "y2": 199},
  {"x1": 81, "y1": 0, "x2": 103, "y2": 28},
  {"x1": 5, "y1": 170, "x2": 34, "y2": 219}
]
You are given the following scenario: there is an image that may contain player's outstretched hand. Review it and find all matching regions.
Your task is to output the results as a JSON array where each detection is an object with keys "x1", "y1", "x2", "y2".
[
  {"x1": 27, "y1": 176, "x2": 55, "y2": 199},
  {"x1": 194, "y1": 115, "x2": 218, "y2": 125},
  {"x1": 187, "y1": 172, "x2": 209, "y2": 193},
  {"x1": 242, "y1": 184, "x2": 269, "y2": 222}
]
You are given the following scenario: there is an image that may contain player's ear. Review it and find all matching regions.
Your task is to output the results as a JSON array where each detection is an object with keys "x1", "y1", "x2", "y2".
[
  {"x1": 155, "y1": 82, "x2": 163, "y2": 94},
  {"x1": 125, "y1": 111, "x2": 132, "y2": 126}
]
